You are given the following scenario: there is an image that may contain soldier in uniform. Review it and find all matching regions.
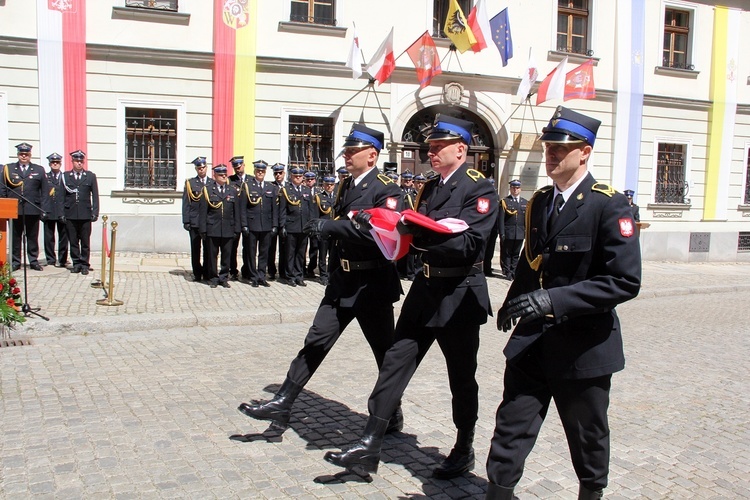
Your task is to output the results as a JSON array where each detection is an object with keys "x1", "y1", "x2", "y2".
[
  {"x1": 239, "y1": 160, "x2": 275, "y2": 287},
  {"x1": 199, "y1": 164, "x2": 241, "y2": 288},
  {"x1": 278, "y1": 167, "x2": 312, "y2": 286},
  {"x1": 413, "y1": 173, "x2": 427, "y2": 192},
  {"x1": 335, "y1": 165, "x2": 349, "y2": 192},
  {"x1": 228, "y1": 156, "x2": 247, "y2": 281},
  {"x1": 397, "y1": 170, "x2": 417, "y2": 281},
  {"x1": 238, "y1": 124, "x2": 404, "y2": 435},
  {"x1": 304, "y1": 171, "x2": 320, "y2": 280},
  {"x1": 2, "y1": 142, "x2": 49, "y2": 271},
  {"x1": 43, "y1": 152, "x2": 68, "y2": 268},
  {"x1": 624, "y1": 189, "x2": 640, "y2": 222},
  {"x1": 313, "y1": 175, "x2": 335, "y2": 285},
  {"x1": 325, "y1": 115, "x2": 498, "y2": 480},
  {"x1": 498, "y1": 179, "x2": 528, "y2": 280},
  {"x1": 182, "y1": 157, "x2": 212, "y2": 282},
  {"x1": 267, "y1": 163, "x2": 287, "y2": 281},
  {"x1": 487, "y1": 107, "x2": 642, "y2": 500},
  {"x1": 62, "y1": 150, "x2": 99, "y2": 275}
]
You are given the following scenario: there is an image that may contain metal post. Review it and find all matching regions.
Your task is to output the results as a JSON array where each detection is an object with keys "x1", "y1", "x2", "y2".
[
  {"x1": 91, "y1": 215, "x2": 108, "y2": 288},
  {"x1": 96, "y1": 221, "x2": 123, "y2": 307}
]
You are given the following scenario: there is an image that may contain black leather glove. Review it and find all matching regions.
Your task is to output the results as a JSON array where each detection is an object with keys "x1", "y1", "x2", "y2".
[
  {"x1": 183, "y1": 223, "x2": 191, "y2": 231},
  {"x1": 280, "y1": 227, "x2": 287, "y2": 238},
  {"x1": 91, "y1": 215, "x2": 98, "y2": 222},
  {"x1": 497, "y1": 289, "x2": 553, "y2": 331},
  {"x1": 271, "y1": 226, "x2": 278, "y2": 236},
  {"x1": 60, "y1": 216, "x2": 66, "y2": 224},
  {"x1": 241, "y1": 226, "x2": 250, "y2": 236},
  {"x1": 303, "y1": 219, "x2": 327, "y2": 238},
  {"x1": 352, "y1": 211, "x2": 372, "y2": 231},
  {"x1": 396, "y1": 221, "x2": 423, "y2": 237}
]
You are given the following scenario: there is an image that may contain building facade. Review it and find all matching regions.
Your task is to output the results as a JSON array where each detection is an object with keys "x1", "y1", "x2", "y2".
[{"x1": 1, "y1": 0, "x2": 749, "y2": 261}]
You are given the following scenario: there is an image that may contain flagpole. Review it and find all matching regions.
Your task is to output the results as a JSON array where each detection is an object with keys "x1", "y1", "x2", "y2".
[{"x1": 336, "y1": 81, "x2": 373, "y2": 111}]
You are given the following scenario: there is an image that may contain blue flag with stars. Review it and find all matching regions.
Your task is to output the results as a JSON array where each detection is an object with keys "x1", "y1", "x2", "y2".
[{"x1": 490, "y1": 8, "x2": 513, "y2": 67}]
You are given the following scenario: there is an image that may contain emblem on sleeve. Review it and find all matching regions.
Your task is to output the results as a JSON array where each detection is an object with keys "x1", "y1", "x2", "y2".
[
  {"x1": 386, "y1": 197, "x2": 398, "y2": 210},
  {"x1": 619, "y1": 218, "x2": 634, "y2": 237},
  {"x1": 477, "y1": 198, "x2": 490, "y2": 214}
]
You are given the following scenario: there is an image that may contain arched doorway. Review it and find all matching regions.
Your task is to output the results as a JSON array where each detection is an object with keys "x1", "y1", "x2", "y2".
[{"x1": 398, "y1": 106, "x2": 496, "y2": 178}]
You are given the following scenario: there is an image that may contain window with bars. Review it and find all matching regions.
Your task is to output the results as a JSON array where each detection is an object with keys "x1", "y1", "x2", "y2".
[
  {"x1": 125, "y1": 0, "x2": 178, "y2": 11},
  {"x1": 288, "y1": 116, "x2": 335, "y2": 178},
  {"x1": 744, "y1": 148, "x2": 750, "y2": 204},
  {"x1": 290, "y1": 0, "x2": 335, "y2": 26},
  {"x1": 655, "y1": 143, "x2": 689, "y2": 204},
  {"x1": 663, "y1": 8, "x2": 691, "y2": 69},
  {"x1": 433, "y1": 0, "x2": 472, "y2": 38},
  {"x1": 557, "y1": 0, "x2": 589, "y2": 55},
  {"x1": 124, "y1": 108, "x2": 177, "y2": 190}
]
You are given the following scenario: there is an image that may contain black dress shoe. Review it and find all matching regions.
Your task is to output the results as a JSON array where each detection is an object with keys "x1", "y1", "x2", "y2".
[
  {"x1": 267, "y1": 275, "x2": 276, "y2": 281},
  {"x1": 55, "y1": 262, "x2": 65, "y2": 268},
  {"x1": 287, "y1": 279, "x2": 296, "y2": 287},
  {"x1": 210, "y1": 282, "x2": 218, "y2": 288},
  {"x1": 432, "y1": 448, "x2": 475, "y2": 479},
  {"x1": 220, "y1": 281, "x2": 231, "y2": 288},
  {"x1": 259, "y1": 280, "x2": 270, "y2": 287},
  {"x1": 251, "y1": 281, "x2": 259, "y2": 288},
  {"x1": 12, "y1": 264, "x2": 21, "y2": 271},
  {"x1": 30, "y1": 264, "x2": 43, "y2": 271},
  {"x1": 47, "y1": 261, "x2": 56, "y2": 266},
  {"x1": 70, "y1": 267, "x2": 81, "y2": 274},
  {"x1": 229, "y1": 273, "x2": 239, "y2": 281},
  {"x1": 81, "y1": 268, "x2": 89, "y2": 275},
  {"x1": 297, "y1": 280, "x2": 306, "y2": 287}
]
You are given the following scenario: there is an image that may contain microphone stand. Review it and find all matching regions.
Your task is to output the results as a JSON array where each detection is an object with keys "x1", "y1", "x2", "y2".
[{"x1": 7, "y1": 191, "x2": 50, "y2": 321}]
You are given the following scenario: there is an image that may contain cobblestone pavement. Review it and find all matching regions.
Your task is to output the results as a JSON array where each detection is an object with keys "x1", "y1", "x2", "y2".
[{"x1": 1, "y1": 255, "x2": 749, "y2": 498}]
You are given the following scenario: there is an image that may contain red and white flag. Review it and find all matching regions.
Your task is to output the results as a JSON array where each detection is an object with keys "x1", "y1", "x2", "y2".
[
  {"x1": 536, "y1": 56, "x2": 568, "y2": 105},
  {"x1": 467, "y1": 0, "x2": 491, "y2": 53},
  {"x1": 516, "y1": 48, "x2": 539, "y2": 99},
  {"x1": 406, "y1": 31, "x2": 442, "y2": 88},
  {"x1": 366, "y1": 28, "x2": 395, "y2": 85},
  {"x1": 345, "y1": 25, "x2": 363, "y2": 80},
  {"x1": 564, "y1": 59, "x2": 596, "y2": 101}
]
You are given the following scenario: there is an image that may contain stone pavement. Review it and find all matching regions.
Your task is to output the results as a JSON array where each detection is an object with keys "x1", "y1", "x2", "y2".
[{"x1": 1, "y1": 255, "x2": 749, "y2": 498}]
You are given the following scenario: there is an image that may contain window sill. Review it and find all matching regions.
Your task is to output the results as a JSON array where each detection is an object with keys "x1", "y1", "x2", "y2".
[
  {"x1": 547, "y1": 50, "x2": 600, "y2": 65},
  {"x1": 112, "y1": 189, "x2": 180, "y2": 203},
  {"x1": 111, "y1": 6, "x2": 190, "y2": 25},
  {"x1": 277, "y1": 22, "x2": 346, "y2": 37},
  {"x1": 738, "y1": 204, "x2": 750, "y2": 213},
  {"x1": 654, "y1": 66, "x2": 699, "y2": 78},
  {"x1": 647, "y1": 203, "x2": 691, "y2": 210}
]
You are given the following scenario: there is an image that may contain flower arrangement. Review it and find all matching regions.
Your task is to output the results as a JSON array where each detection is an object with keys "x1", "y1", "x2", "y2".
[{"x1": 0, "y1": 261, "x2": 25, "y2": 331}]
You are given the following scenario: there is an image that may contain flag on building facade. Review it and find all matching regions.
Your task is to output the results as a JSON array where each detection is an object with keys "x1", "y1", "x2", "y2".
[
  {"x1": 516, "y1": 48, "x2": 538, "y2": 99},
  {"x1": 366, "y1": 28, "x2": 395, "y2": 85},
  {"x1": 564, "y1": 59, "x2": 596, "y2": 101},
  {"x1": 444, "y1": 0, "x2": 477, "y2": 53},
  {"x1": 489, "y1": 8, "x2": 513, "y2": 66},
  {"x1": 406, "y1": 31, "x2": 442, "y2": 88},
  {"x1": 467, "y1": 0, "x2": 491, "y2": 53},
  {"x1": 345, "y1": 25, "x2": 363, "y2": 80},
  {"x1": 536, "y1": 57, "x2": 568, "y2": 105}
]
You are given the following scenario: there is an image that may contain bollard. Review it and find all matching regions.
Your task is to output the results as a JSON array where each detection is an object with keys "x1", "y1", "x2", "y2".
[
  {"x1": 96, "y1": 221, "x2": 124, "y2": 307},
  {"x1": 91, "y1": 215, "x2": 108, "y2": 289}
]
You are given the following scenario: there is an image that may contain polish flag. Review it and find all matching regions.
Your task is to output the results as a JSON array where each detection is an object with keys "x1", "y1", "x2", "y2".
[
  {"x1": 536, "y1": 56, "x2": 568, "y2": 105},
  {"x1": 467, "y1": 0, "x2": 491, "y2": 53},
  {"x1": 366, "y1": 28, "x2": 396, "y2": 85}
]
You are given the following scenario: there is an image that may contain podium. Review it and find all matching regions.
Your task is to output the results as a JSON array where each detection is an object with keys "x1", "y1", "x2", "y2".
[{"x1": 0, "y1": 198, "x2": 18, "y2": 265}]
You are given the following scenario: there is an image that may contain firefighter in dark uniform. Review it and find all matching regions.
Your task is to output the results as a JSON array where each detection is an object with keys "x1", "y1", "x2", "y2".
[
  {"x1": 238, "y1": 124, "x2": 404, "y2": 435},
  {"x1": 325, "y1": 115, "x2": 498, "y2": 480},
  {"x1": 239, "y1": 160, "x2": 275, "y2": 287},
  {"x1": 199, "y1": 164, "x2": 241, "y2": 288},
  {"x1": 624, "y1": 189, "x2": 640, "y2": 222},
  {"x1": 62, "y1": 150, "x2": 99, "y2": 275},
  {"x1": 43, "y1": 152, "x2": 69, "y2": 268},
  {"x1": 313, "y1": 175, "x2": 335, "y2": 286},
  {"x1": 498, "y1": 179, "x2": 528, "y2": 280},
  {"x1": 397, "y1": 170, "x2": 417, "y2": 280},
  {"x1": 278, "y1": 167, "x2": 313, "y2": 286},
  {"x1": 228, "y1": 156, "x2": 247, "y2": 280},
  {"x1": 486, "y1": 107, "x2": 642, "y2": 500},
  {"x1": 2, "y1": 142, "x2": 49, "y2": 271},
  {"x1": 267, "y1": 163, "x2": 287, "y2": 281},
  {"x1": 182, "y1": 156, "x2": 212, "y2": 282},
  {"x1": 335, "y1": 165, "x2": 349, "y2": 192},
  {"x1": 304, "y1": 171, "x2": 320, "y2": 279}
]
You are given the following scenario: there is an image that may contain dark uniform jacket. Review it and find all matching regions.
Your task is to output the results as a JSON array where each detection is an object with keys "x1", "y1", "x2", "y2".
[
  {"x1": 278, "y1": 183, "x2": 313, "y2": 234},
  {"x1": 401, "y1": 186, "x2": 416, "y2": 210},
  {"x1": 502, "y1": 173, "x2": 642, "y2": 379},
  {"x1": 401, "y1": 164, "x2": 498, "y2": 328},
  {"x1": 325, "y1": 167, "x2": 403, "y2": 308},
  {"x1": 182, "y1": 176, "x2": 213, "y2": 228},
  {"x1": 314, "y1": 190, "x2": 334, "y2": 221},
  {"x1": 198, "y1": 182, "x2": 241, "y2": 238},
  {"x1": 62, "y1": 170, "x2": 99, "y2": 220},
  {"x1": 2, "y1": 162, "x2": 49, "y2": 215},
  {"x1": 45, "y1": 171, "x2": 66, "y2": 220},
  {"x1": 240, "y1": 179, "x2": 277, "y2": 232},
  {"x1": 499, "y1": 195, "x2": 527, "y2": 240}
]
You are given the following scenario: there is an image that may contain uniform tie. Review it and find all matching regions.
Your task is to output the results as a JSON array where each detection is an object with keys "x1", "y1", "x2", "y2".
[
  {"x1": 219, "y1": 185, "x2": 224, "y2": 195},
  {"x1": 548, "y1": 193, "x2": 564, "y2": 230}
]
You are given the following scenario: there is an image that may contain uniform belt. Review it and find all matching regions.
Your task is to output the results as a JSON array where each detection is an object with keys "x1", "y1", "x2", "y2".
[
  {"x1": 422, "y1": 261, "x2": 483, "y2": 279},
  {"x1": 340, "y1": 258, "x2": 389, "y2": 272}
]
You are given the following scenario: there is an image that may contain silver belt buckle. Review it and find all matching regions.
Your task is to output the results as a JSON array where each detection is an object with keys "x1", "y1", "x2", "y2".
[
  {"x1": 423, "y1": 263, "x2": 430, "y2": 278},
  {"x1": 341, "y1": 259, "x2": 350, "y2": 272}
]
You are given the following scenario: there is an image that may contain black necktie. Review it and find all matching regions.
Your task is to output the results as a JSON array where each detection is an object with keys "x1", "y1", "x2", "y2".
[
  {"x1": 220, "y1": 185, "x2": 224, "y2": 195},
  {"x1": 548, "y1": 193, "x2": 564, "y2": 230}
]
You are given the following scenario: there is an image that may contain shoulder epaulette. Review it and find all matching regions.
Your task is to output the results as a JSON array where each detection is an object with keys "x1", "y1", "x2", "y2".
[
  {"x1": 466, "y1": 169, "x2": 484, "y2": 182},
  {"x1": 536, "y1": 185, "x2": 554, "y2": 195},
  {"x1": 377, "y1": 174, "x2": 393, "y2": 185},
  {"x1": 592, "y1": 183, "x2": 615, "y2": 197}
]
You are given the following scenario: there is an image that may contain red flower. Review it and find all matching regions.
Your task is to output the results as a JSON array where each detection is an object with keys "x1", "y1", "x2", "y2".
[
  {"x1": 9, "y1": 278, "x2": 16, "y2": 286},
  {"x1": 0, "y1": 283, "x2": 3, "y2": 292},
  {"x1": 6, "y1": 298, "x2": 15, "y2": 306},
  {"x1": 12, "y1": 287, "x2": 20, "y2": 295}
]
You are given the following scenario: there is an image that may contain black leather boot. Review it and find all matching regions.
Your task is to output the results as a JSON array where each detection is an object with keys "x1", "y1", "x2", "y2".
[
  {"x1": 578, "y1": 484, "x2": 604, "y2": 499},
  {"x1": 486, "y1": 482, "x2": 518, "y2": 500},
  {"x1": 433, "y1": 427, "x2": 475, "y2": 479},
  {"x1": 323, "y1": 415, "x2": 389, "y2": 475},
  {"x1": 237, "y1": 379, "x2": 303, "y2": 427},
  {"x1": 385, "y1": 403, "x2": 404, "y2": 434}
]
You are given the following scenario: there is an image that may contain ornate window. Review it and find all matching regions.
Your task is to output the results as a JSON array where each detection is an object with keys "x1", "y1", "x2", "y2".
[
  {"x1": 124, "y1": 108, "x2": 177, "y2": 190},
  {"x1": 663, "y1": 8, "x2": 692, "y2": 69},
  {"x1": 288, "y1": 116, "x2": 335, "y2": 178},
  {"x1": 432, "y1": 0, "x2": 472, "y2": 38},
  {"x1": 125, "y1": 0, "x2": 178, "y2": 11},
  {"x1": 557, "y1": 0, "x2": 590, "y2": 55},
  {"x1": 655, "y1": 143, "x2": 689, "y2": 204},
  {"x1": 290, "y1": 0, "x2": 336, "y2": 26}
]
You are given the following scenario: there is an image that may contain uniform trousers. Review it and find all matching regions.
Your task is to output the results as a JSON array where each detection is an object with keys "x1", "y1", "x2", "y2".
[
  {"x1": 366, "y1": 317, "x2": 480, "y2": 431},
  {"x1": 285, "y1": 232, "x2": 308, "y2": 282},
  {"x1": 244, "y1": 230, "x2": 271, "y2": 282},
  {"x1": 206, "y1": 235, "x2": 234, "y2": 284},
  {"x1": 286, "y1": 295, "x2": 395, "y2": 387},
  {"x1": 500, "y1": 239, "x2": 523, "y2": 278},
  {"x1": 306, "y1": 236, "x2": 319, "y2": 276},
  {"x1": 267, "y1": 232, "x2": 287, "y2": 279},
  {"x1": 486, "y1": 350, "x2": 612, "y2": 491},
  {"x1": 43, "y1": 219, "x2": 68, "y2": 265},
  {"x1": 230, "y1": 233, "x2": 241, "y2": 277},
  {"x1": 11, "y1": 215, "x2": 41, "y2": 267},
  {"x1": 66, "y1": 219, "x2": 92, "y2": 269},
  {"x1": 317, "y1": 239, "x2": 330, "y2": 281},
  {"x1": 188, "y1": 227, "x2": 207, "y2": 280}
]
